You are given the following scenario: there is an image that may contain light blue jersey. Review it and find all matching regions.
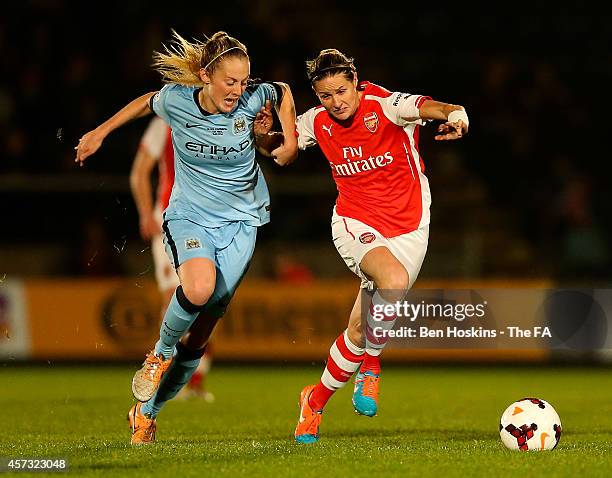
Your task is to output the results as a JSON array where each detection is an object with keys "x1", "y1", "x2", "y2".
[{"x1": 151, "y1": 81, "x2": 280, "y2": 227}]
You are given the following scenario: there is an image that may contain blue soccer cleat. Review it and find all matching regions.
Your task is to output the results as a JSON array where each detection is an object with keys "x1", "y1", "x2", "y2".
[{"x1": 352, "y1": 371, "x2": 380, "y2": 417}]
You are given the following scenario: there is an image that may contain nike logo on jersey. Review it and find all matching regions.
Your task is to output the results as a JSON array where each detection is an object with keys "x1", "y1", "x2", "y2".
[
  {"x1": 322, "y1": 124, "x2": 333, "y2": 137},
  {"x1": 186, "y1": 122, "x2": 203, "y2": 128}
]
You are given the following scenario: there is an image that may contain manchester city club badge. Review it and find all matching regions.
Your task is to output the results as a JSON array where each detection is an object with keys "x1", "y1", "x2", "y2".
[{"x1": 233, "y1": 115, "x2": 247, "y2": 134}]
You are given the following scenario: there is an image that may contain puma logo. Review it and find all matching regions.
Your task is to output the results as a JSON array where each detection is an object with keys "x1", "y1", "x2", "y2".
[{"x1": 322, "y1": 124, "x2": 333, "y2": 137}]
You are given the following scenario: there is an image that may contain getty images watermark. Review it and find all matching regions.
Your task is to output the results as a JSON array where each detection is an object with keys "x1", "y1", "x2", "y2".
[
  {"x1": 370, "y1": 297, "x2": 552, "y2": 339},
  {"x1": 359, "y1": 289, "x2": 612, "y2": 350}
]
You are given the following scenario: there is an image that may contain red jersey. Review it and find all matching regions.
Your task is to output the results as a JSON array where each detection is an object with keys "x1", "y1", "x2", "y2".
[
  {"x1": 296, "y1": 82, "x2": 431, "y2": 237},
  {"x1": 140, "y1": 117, "x2": 175, "y2": 209}
]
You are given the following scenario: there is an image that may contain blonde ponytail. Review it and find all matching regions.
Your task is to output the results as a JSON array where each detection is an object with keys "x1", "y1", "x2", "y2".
[
  {"x1": 153, "y1": 30, "x2": 248, "y2": 87},
  {"x1": 153, "y1": 30, "x2": 204, "y2": 86}
]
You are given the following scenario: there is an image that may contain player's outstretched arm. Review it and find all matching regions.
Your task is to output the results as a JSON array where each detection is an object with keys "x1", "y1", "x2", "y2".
[
  {"x1": 75, "y1": 92, "x2": 156, "y2": 165},
  {"x1": 417, "y1": 100, "x2": 469, "y2": 141}
]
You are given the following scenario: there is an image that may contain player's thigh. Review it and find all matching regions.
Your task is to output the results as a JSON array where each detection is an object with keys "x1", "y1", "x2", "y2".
[
  {"x1": 162, "y1": 218, "x2": 217, "y2": 305},
  {"x1": 387, "y1": 225, "x2": 429, "y2": 289},
  {"x1": 360, "y1": 246, "x2": 409, "y2": 292},
  {"x1": 201, "y1": 222, "x2": 257, "y2": 318},
  {"x1": 331, "y1": 210, "x2": 389, "y2": 289}
]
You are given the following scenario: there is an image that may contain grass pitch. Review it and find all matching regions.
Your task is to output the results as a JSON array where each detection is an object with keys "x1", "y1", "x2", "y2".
[{"x1": 0, "y1": 364, "x2": 611, "y2": 477}]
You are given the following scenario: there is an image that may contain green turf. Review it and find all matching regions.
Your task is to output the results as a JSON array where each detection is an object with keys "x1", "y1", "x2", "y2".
[{"x1": 0, "y1": 364, "x2": 611, "y2": 477}]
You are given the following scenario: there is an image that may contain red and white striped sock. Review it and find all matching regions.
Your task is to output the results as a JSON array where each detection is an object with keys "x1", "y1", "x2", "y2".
[
  {"x1": 309, "y1": 329, "x2": 365, "y2": 410},
  {"x1": 361, "y1": 291, "x2": 397, "y2": 374}
]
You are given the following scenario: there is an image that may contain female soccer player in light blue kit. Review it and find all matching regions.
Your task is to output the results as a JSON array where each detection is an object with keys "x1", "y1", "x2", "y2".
[{"x1": 75, "y1": 31, "x2": 298, "y2": 444}]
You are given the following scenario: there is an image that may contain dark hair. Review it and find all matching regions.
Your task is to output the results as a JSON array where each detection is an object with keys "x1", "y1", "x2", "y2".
[{"x1": 306, "y1": 49, "x2": 356, "y2": 83}]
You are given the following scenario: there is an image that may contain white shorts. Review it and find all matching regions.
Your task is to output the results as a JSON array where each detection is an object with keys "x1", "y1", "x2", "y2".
[
  {"x1": 153, "y1": 206, "x2": 180, "y2": 292},
  {"x1": 331, "y1": 208, "x2": 429, "y2": 290}
]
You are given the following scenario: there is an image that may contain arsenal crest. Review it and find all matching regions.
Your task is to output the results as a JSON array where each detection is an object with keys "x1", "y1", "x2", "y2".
[
  {"x1": 359, "y1": 232, "x2": 376, "y2": 244},
  {"x1": 363, "y1": 112, "x2": 379, "y2": 133}
]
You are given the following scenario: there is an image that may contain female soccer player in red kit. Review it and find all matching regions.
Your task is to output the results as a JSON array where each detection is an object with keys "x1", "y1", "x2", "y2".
[{"x1": 291, "y1": 49, "x2": 469, "y2": 443}]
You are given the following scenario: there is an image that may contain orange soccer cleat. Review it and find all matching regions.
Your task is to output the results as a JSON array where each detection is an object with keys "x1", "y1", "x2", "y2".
[
  {"x1": 131, "y1": 351, "x2": 173, "y2": 402},
  {"x1": 294, "y1": 385, "x2": 323, "y2": 444},
  {"x1": 127, "y1": 402, "x2": 157, "y2": 445}
]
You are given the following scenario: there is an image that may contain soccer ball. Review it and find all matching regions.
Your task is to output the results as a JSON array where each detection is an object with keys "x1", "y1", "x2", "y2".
[{"x1": 499, "y1": 398, "x2": 562, "y2": 451}]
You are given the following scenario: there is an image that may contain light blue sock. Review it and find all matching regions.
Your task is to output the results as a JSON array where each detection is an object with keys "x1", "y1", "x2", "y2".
[
  {"x1": 141, "y1": 343, "x2": 205, "y2": 418},
  {"x1": 154, "y1": 286, "x2": 200, "y2": 359}
]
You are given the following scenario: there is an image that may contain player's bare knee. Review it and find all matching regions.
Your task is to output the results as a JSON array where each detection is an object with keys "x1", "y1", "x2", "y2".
[
  {"x1": 181, "y1": 281, "x2": 214, "y2": 307},
  {"x1": 382, "y1": 265, "x2": 410, "y2": 291}
]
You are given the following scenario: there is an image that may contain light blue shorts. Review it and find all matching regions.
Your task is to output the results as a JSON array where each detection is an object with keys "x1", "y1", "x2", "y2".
[{"x1": 162, "y1": 217, "x2": 257, "y2": 318}]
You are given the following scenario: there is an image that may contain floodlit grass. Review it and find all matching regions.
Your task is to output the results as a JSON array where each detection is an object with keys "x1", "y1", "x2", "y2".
[{"x1": 1, "y1": 365, "x2": 611, "y2": 477}]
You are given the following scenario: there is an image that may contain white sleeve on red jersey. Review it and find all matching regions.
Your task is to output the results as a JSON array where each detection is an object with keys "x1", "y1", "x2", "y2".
[
  {"x1": 140, "y1": 116, "x2": 169, "y2": 160},
  {"x1": 296, "y1": 107, "x2": 319, "y2": 150},
  {"x1": 370, "y1": 92, "x2": 431, "y2": 127}
]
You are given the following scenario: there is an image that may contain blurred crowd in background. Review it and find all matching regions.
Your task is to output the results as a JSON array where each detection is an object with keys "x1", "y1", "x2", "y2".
[{"x1": 1, "y1": 1, "x2": 610, "y2": 283}]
